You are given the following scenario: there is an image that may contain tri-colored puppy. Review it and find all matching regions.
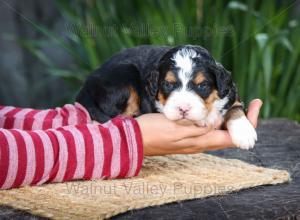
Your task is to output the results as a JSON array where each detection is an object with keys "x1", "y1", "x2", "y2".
[{"x1": 76, "y1": 45, "x2": 257, "y2": 149}]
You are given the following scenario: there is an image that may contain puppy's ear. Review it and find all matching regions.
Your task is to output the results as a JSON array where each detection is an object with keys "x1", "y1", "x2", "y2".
[
  {"x1": 212, "y1": 62, "x2": 233, "y2": 98},
  {"x1": 145, "y1": 70, "x2": 159, "y2": 100}
]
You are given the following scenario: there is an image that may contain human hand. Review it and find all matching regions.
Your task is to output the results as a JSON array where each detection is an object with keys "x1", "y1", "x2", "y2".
[{"x1": 136, "y1": 99, "x2": 263, "y2": 156}]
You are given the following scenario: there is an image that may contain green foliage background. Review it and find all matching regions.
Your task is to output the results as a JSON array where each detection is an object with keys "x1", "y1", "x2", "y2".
[{"x1": 24, "y1": 0, "x2": 300, "y2": 121}]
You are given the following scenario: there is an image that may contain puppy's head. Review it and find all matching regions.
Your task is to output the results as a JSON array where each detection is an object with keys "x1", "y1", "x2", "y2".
[{"x1": 155, "y1": 45, "x2": 233, "y2": 126}]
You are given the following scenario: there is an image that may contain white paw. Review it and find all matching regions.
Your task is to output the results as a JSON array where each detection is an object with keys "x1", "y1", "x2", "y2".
[{"x1": 227, "y1": 116, "x2": 257, "y2": 150}]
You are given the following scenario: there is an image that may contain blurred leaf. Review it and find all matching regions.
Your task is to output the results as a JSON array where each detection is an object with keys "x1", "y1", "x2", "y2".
[
  {"x1": 280, "y1": 37, "x2": 293, "y2": 52},
  {"x1": 255, "y1": 33, "x2": 268, "y2": 50},
  {"x1": 19, "y1": 0, "x2": 300, "y2": 121},
  {"x1": 228, "y1": 1, "x2": 248, "y2": 11},
  {"x1": 47, "y1": 68, "x2": 85, "y2": 81}
]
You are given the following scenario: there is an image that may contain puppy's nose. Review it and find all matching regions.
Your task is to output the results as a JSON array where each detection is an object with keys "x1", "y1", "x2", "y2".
[{"x1": 178, "y1": 106, "x2": 191, "y2": 115}]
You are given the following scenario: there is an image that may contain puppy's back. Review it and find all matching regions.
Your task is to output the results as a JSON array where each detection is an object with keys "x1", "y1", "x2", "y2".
[{"x1": 95, "y1": 45, "x2": 170, "y2": 77}]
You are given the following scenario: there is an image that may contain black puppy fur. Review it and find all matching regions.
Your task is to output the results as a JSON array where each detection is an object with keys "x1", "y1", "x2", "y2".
[{"x1": 76, "y1": 45, "x2": 239, "y2": 123}]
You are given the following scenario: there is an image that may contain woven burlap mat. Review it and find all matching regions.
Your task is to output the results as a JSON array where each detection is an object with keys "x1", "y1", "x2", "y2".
[{"x1": 0, "y1": 153, "x2": 290, "y2": 219}]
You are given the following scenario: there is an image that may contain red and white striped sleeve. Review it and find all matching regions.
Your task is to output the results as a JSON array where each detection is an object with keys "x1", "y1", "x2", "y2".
[
  {"x1": 0, "y1": 102, "x2": 91, "y2": 130},
  {"x1": 0, "y1": 116, "x2": 144, "y2": 190}
]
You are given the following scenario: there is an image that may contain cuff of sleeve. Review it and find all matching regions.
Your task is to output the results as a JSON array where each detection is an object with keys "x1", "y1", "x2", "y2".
[
  {"x1": 111, "y1": 116, "x2": 144, "y2": 178},
  {"x1": 129, "y1": 117, "x2": 144, "y2": 176}
]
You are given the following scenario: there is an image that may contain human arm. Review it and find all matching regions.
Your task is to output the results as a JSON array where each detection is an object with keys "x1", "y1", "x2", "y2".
[
  {"x1": 0, "y1": 116, "x2": 142, "y2": 190},
  {"x1": 0, "y1": 103, "x2": 91, "y2": 130},
  {"x1": 0, "y1": 99, "x2": 261, "y2": 190}
]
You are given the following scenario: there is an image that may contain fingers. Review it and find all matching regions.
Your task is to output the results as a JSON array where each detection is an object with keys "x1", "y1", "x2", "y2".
[
  {"x1": 200, "y1": 130, "x2": 234, "y2": 148},
  {"x1": 174, "y1": 130, "x2": 235, "y2": 154},
  {"x1": 175, "y1": 124, "x2": 213, "y2": 139},
  {"x1": 246, "y1": 99, "x2": 263, "y2": 128}
]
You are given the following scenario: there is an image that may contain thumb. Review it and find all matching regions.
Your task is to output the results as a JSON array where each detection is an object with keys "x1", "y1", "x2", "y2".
[{"x1": 247, "y1": 99, "x2": 263, "y2": 128}]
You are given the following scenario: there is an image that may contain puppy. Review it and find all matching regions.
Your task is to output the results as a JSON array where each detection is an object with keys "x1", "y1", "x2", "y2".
[{"x1": 76, "y1": 45, "x2": 257, "y2": 149}]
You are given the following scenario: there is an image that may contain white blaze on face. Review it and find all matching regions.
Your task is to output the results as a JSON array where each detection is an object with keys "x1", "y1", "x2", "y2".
[
  {"x1": 172, "y1": 48, "x2": 197, "y2": 76},
  {"x1": 156, "y1": 48, "x2": 229, "y2": 126},
  {"x1": 157, "y1": 48, "x2": 206, "y2": 122}
]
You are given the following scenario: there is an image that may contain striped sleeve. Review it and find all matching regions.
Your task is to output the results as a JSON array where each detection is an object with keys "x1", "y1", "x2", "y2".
[
  {"x1": 0, "y1": 116, "x2": 143, "y2": 190},
  {"x1": 0, "y1": 102, "x2": 91, "y2": 130}
]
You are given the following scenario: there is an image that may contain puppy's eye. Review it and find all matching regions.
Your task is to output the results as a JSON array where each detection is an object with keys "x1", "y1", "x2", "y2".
[
  {"x1": 197, "y1": 81, "x2": 210, "y2": 95},
  {"x1": 162, "y1": 81, "x2": 175, "y2": 91}
]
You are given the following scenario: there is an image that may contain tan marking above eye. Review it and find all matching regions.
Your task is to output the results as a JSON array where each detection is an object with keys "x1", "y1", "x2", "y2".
[
  {"x1": 194, "y1": 72, "x2": 206, "y2": 85},
  {"x1": 165, "y1": 71, "x2": 177, "y2": 83}
]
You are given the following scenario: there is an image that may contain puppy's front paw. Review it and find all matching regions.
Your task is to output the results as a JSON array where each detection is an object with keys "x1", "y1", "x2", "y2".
[{"x1": 227, "y1": 116, "x2": 257, "y2": 150}]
